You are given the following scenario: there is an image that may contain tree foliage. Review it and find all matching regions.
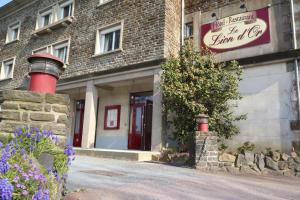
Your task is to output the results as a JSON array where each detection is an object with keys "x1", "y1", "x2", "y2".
[{"x1": 161, "y1": 42, "x2": 245, "y2": 145}]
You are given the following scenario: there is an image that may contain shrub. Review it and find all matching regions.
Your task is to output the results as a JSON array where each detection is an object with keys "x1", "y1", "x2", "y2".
[
  {"x1": 237, "y1": 142, "x2": 255, "y2": 154},
  {"x1": 0, "y1": 128, "x2": 75, "y2": 200},
  {"x1": 161, "y1": 41, "x2": 245, "y2": 147}
]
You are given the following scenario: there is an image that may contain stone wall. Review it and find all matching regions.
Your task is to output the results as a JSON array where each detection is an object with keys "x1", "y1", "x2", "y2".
[
  {"x1": 0, "y1": 90, "x2": 70, "y2": 145},
  {"x1": 0, "y1": 0, "x2": 180, "y2": 90},
  {"x1": 195, "y1": 131, "x2": 219, "y2": 170}
]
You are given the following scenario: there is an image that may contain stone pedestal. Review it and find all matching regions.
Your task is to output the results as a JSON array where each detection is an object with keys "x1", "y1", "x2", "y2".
[
  {"x1": 0, "y1": 90, "x2": 70, "y2": 146},
  {"x1": 195, "y1": 131, "x2": 219, "y2": 170}
]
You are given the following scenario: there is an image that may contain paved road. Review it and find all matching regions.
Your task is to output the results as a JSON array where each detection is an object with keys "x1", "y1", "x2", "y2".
[{"x1": 66, "y1": 156, "x2": 300, "y2": 200}]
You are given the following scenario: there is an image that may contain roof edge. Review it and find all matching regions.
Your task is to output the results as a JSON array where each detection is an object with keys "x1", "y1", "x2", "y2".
[{"x1": 0, "y1": 0, "x2": 37, "y2": 20}]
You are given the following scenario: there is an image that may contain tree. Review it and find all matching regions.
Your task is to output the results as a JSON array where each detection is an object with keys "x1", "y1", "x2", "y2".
[{"x1": 161, "y1": 42, "x2": 245, "y2": 147}]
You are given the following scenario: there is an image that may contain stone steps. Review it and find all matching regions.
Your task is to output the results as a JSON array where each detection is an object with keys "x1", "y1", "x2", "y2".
[{"x1": 74, "y1": 148, "x2": 161, "y2": 161}]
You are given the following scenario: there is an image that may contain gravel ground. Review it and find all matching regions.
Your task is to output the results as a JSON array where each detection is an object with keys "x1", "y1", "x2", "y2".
[{"x1": 65, "y1": 156, "x2": 300, "y2": 200}]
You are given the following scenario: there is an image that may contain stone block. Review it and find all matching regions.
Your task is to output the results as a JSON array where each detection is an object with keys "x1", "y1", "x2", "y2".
[
  {"x1": 0, "y1": 111, "x2": 20, "y2": 121},
  {"x1": 44, "y1": 104, "x2": 51, "y2": 112},
  {"x1": 57, "y1": 115, "x2": 69, "y2": 125},
  {"x1": 236, "y1": 154, "x2": 247, "y2": 167},
  {"x1": 1, "y1": 102, "x2": 19, "y2": 110},
  {"x1": 255, "y1": 153, "x2": 265, "y2": 171},
  {"x1": 38, "y1": 153, "x2": 54, "y2": 170},
  {"x1": 20, "y1": 103, "x2": 43, "y2": 111},
  {"x1": 278, "y1": 161, "x2": 288, "y2": 170},
  {"x1": 30, "y1": 113, "x2": 55, "y2": 122},
  {"x1": 219, "y1": 153, "x2": 236, "y2": 163},
  {"x1": 265, "y1": 156, "x2": 279, "y2": 171},
  {"x1": 272, "y1": 151, "x2": 281, "y2": 162},
  {"x1": 0, "y1": 122, "x2": 27, "y2": 132},
  {"x1": 52, "y1": 105, "x2": 69, "y2": 114},
  {"x1": 240, "y1": 166, "x2": 258, "y2": 175},
  {"x1": 245, "y1": 151, "x2": 255, "y2": 165},
  {"x1": 294, "y1": 157, "x2": 300, "y2": 164},
  {"x1": 22, "y1": 112, "x2": 29, "y2": 122},
  {"x1": 43, "y1": 124, "x2": 66, "y2": 136},
  {"x1": 45, "y1": 94, "x2": 70, "y2": 105},
  {"x1": 281, "y1": 153, "x2": 289, "y2": 161},
  {"x1": 0, "y1": 90, "x2": 44, "y2": 103}
]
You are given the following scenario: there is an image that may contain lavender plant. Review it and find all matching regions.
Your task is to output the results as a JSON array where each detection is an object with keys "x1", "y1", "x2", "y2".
[{"x1": 0, "y1": 128, "x2": 75, "y2": 200}]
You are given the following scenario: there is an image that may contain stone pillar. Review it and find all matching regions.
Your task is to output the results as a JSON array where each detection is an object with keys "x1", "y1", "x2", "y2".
[
  {"x1": 82, "y1": 81, "x2": 98, "y2": 148},
  {"x1": 0, "y1": 90, "x2": 70, "y2": 146},
  {"x1": 195, "y1": 131, "x2": 219, "y2": 170},
  {"x1": 151, "y1": 70, "x2": 163, "y2": 151}
]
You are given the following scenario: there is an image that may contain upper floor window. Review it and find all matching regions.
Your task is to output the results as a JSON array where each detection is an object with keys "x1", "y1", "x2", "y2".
[
  {"x1": 40, "y1": 9, "x2": 53, "y2": 28},
  {"x1": 95, "y1": 22, "x2": 123, "y2": 55},
  {"x1": 59, "y1": 1, "x2": 73, "y2": 19},
  {"x1": 33, "y1": 40, "x2": 70, "y2": 64},
  {"x1": 36, "y1": 0, "x2": 74, "y2": 30},
  {"x1": 6, "y1": 22, "x2": 20, "y2": 44},
  {"x1": 0, "y1": 58, "x2": 15, "y2": 80},
  {"x1": 184, "y1": 22, "x2": 193, "y2": 38},
  {"x1": 53, "y1": 42, "x2": 69, "y2": 63}
]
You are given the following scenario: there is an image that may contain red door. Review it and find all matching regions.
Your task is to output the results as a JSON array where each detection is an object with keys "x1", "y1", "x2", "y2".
[
  {"x1": 128, "y1": 103, "x2": 144, "y2": 150},
  {"x1": 73, "y1": 100, "x2": 85, "y2": 147}
]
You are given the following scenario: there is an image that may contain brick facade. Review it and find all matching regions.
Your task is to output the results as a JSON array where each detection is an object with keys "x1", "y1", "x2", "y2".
[{"x1": 0, "y1": 0, "x2": 181, "y2": 90}]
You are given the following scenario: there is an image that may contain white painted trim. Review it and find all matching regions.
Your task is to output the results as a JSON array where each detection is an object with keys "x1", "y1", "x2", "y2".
[
  {"x1": 97, "y1": 0, "x2": 114, "y2": 7},
  {"x1": 94, "y1": 20, "x2": 124, "y2": 56},
  {"x1": 0, "y1": 57, "x2": 16, "y2": 81},
  {"x1": 35, "y1": 0, "x2": 75, "y2": 30},
  {"x1": 5, "y1": 20, "x2": 21, "y2": 44},
  {"x1": 32, "y1": 38, "x2": 71, "y2": 64},
  {"x1": 57, "y1": 65, "x2": 161, "y2": 91}
]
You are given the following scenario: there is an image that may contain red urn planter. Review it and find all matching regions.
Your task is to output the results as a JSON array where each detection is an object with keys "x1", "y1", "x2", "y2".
[
  {"x1": 27, "y1": 53, "x2": 65, "y2": 94},
  {"x1": 196, "y1": 114, "x2": 209, "y2": 132}
]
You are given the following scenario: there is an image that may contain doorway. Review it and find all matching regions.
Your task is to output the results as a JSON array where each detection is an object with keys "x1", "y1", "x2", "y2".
[
  {"x1": 128, "y1": 92, "x2": 153, "y2": 151},
  {"x1": 73, "y1": 100, "x2": 85, "y2": 147}
]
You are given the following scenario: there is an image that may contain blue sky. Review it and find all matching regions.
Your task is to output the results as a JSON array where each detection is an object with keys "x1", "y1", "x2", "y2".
[{"x1": 0, "y1": 0, "x2": 11, "y2": 7}]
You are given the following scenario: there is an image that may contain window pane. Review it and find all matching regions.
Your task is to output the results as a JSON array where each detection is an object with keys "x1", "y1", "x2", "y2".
[
  {"x1": 54, "y1": 46, "x2": 68, "y2": 63},
  {"x1": 12, "y1": 28, "x2": 18, "y2": 40},
  {"x1": 114, "y1": 30, "x2": 120, "y2": 50},
  {"x1": 2, "y1": 62, "x2": 13, "y2": 79},
  {"x1": 184, "y1": 23, "x2": 193, "y2": 38},
  {"x1": 43, "y1": 14, "x2": 51, "y2": 26},
  {"x1": 62, "y1": 4, "x2": 72, "y2": 18},
  {"x1": 103, "y1": 32, "x2": 113, "y2": 52},
  {"x1": 135, "y1": 107, "x2": 143, "y2": 134}
]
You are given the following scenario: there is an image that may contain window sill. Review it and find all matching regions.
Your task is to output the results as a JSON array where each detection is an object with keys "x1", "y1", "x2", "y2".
[
  {"x1": 92, "y1": 48, "x2": 122, "y2": 58},
  {"x1": 97, "y1": 0, "x2": 114, "y2": 7},
  {"x1": 5, "y1": 39, "x2": 19, "y2": 45},
  {"x1": 33, "y1": 16, "x2": 74, "y2": 36},
  {"x1": 0, "y1": 78, "x2": 12, "y2": 82}
]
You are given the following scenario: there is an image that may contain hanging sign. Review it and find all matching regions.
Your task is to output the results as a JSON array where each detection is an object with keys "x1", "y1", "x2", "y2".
[{"x1": 201, "y1": 7, "x2": 270, "y2": 53}]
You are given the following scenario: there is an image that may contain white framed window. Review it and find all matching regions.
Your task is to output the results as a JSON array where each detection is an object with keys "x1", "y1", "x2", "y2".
[
  {"x1": 95, "y1": 22, "x2": 123, "y2": 55},
  {"x1": 36, "y1": 0, "x2": 74, "y2": 30},
  {"x1": 32, "y1": 40, "x2": 70, "y2": 64},
  {"x1": 38, "y1": 8, "x2": 53, "y2": 29},
  {"x1": 6, "y1": 21, "x2": 21, "y2": 43},
  {"x1": 0, "y1": 58, "x2": 15, "y2": 80},
  {"x1": 53, "y1": 42, "x2": 69, "y2": 63},
  {"x1": 59, "y1": 0, "x2": 74, "y2": 20}
]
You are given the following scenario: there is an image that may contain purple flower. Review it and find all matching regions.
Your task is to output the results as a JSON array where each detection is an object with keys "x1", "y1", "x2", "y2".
[
  {"x1": 32, "y1": 188, "x2": 50, "y2": 200},
  {"x1": 22, "y1": 190, "x2": 29, "y2": 196},
  {"x1": 0, "y1": 161, "x2": 10, "y2": 174},
  {"x1": 0, "y1": 178, "x2": 13, "y2": 200}
]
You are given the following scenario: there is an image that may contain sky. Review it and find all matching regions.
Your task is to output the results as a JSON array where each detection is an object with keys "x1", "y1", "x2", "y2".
[{"x1": 0, "y1": 0, "x2": 11, "y2": 7}]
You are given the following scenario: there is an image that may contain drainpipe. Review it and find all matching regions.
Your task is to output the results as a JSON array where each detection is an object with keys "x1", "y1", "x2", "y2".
[
  {"x1": 290, "y1": 0, "x2": 300, "y2": 120},
  {"x1": 181, "y1": 0, "x2": 185, "y2": 47}
]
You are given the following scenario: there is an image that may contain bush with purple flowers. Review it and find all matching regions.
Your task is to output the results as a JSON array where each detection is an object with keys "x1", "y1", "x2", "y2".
[{"x1": 0, "y1": 128, "x2": 75, "y2": 200}]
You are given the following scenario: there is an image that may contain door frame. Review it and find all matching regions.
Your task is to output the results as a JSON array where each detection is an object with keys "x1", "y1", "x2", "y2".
[{"x1": 128, "y1": 91, "x2": 153, "y2": 151}]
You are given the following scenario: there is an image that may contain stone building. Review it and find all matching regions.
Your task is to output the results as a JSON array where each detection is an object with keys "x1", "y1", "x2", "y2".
[{"x1": 0, "y1": 0, "x2": 299, "y2": 153}]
